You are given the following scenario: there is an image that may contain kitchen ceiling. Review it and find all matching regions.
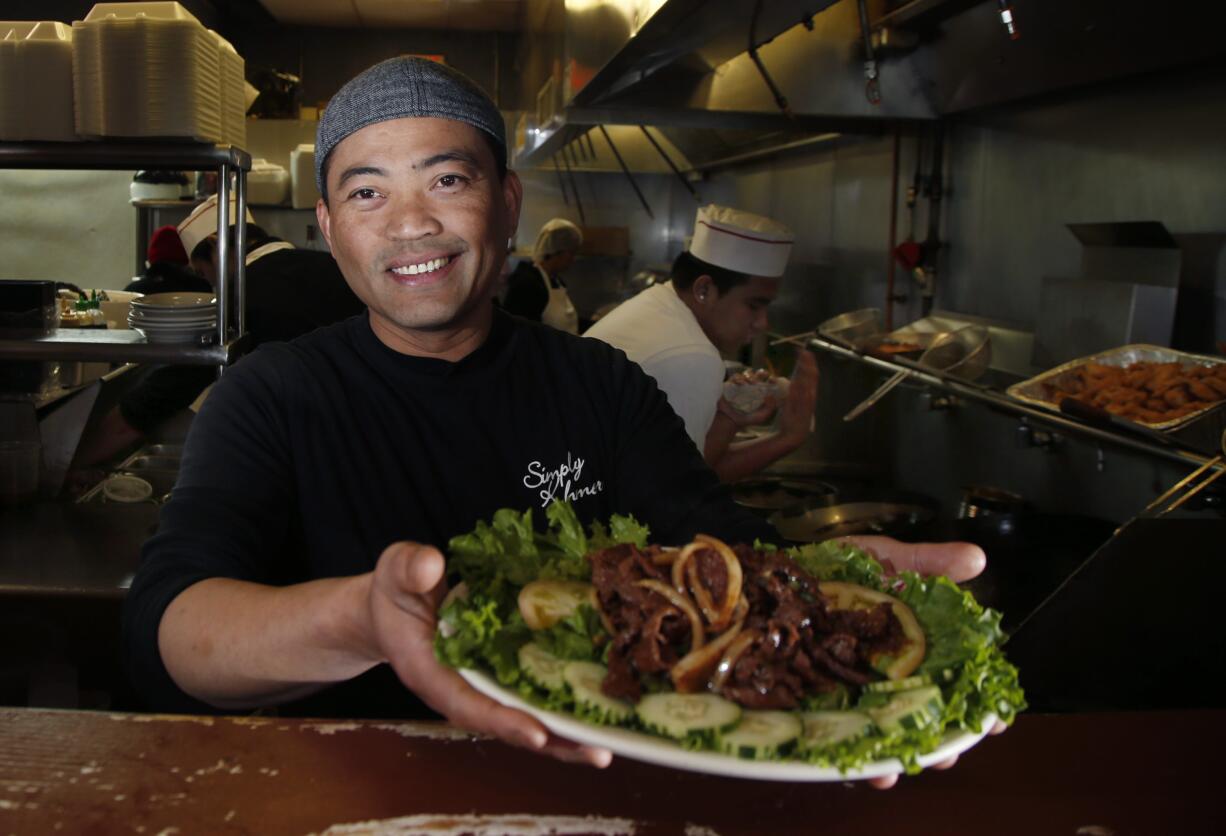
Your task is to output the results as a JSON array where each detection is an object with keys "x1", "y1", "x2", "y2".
[{"x1": 254, "y1": 0, "x2": 526, "y2": 31}]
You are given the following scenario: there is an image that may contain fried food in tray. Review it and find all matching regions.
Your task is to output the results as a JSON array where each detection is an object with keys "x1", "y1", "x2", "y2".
[
  {"x1": 1044, "y1": 361, "x2": 1226, "y2": 424},
  {"x1": 1007, "y1": 346, "x2": 1226, "y2": 429}
]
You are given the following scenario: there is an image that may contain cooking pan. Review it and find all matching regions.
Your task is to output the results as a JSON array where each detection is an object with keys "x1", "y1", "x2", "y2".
[
  {"x1": 768, "y1": 493, "x2": 939, "y2": 542},
  {"x1": 843, "y1": 325, "x2": 991, "y2": 422}
]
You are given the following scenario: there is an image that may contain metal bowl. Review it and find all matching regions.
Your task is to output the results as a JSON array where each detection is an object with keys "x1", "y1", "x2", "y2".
[{"x1": 817, "y1": 308, "x2": 884, "y2": 350}]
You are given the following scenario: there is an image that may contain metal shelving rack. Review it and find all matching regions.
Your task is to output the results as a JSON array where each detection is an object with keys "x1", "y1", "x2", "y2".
[
  {"x1": 807, "y1": 335, "x2": 1225, "y2": 473},
  {"x1": 0, "y1": 141, "x2": 252, "y2": 367}
]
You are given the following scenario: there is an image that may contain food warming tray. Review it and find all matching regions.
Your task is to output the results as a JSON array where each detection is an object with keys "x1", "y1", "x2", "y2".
[{"x1": 1006, "y1": 344, "x2": 1226, "y2": 433}]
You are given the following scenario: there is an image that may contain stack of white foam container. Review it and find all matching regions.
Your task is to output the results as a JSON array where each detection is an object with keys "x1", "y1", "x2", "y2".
[
  {"x1": 73, "y1": 2, "x2": 223, "y2": 142},
  {"x1": 212, "y1": 31, "x2": 246, "y2": 148},
  {"x1": 0, "y1": 21, "x2": 76, "y2": 141}
]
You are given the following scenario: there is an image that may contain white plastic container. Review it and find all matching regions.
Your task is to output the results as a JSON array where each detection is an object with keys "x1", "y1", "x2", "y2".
[
  {"x1": 290, "y1": 144, "x2": 321, "y2": 209},
  {"x1": 248, "y1": 158, "x2": 290, "y2": 205},
  {"x1": 0, "y1": 21, "x2": 75, "y2": 141},
  {"x1": 73, "y1": 2, "x2": 224, "y2": 142}
]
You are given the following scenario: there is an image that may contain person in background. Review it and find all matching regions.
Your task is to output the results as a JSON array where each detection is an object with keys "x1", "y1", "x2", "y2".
[
  {"x1": 71, "y1": 196, "x2": 363, "y2": 469},
  {"x1": 124, "y1": 225, "x2": 209, "y2": 295},
  {"x1": 177, "y1": 195, "x2": 366, "y2": 345},
  {"x1": 501, "y1": 218, "x2": 583, "y2": 333},
  {"x1": 585, "y1": 204, "x2": 819, "y2": 483}
]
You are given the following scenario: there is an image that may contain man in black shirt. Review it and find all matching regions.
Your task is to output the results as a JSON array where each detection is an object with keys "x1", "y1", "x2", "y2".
[{"x1": 123, "y1": 57, "x2": 989, "y2": 775}]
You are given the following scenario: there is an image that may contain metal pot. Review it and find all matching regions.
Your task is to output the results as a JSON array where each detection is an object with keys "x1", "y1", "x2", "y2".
[
  {"x1": 957, "y1": 485, "x2": 1029, "y2": 536},
  {"x1": 768, "y1": 493, "x2": 939, "y2": 542}
]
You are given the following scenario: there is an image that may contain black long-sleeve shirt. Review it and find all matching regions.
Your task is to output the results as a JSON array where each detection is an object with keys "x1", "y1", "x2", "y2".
[{"x1": 122, "y1": 309, "x2": 771, "y2": 718}]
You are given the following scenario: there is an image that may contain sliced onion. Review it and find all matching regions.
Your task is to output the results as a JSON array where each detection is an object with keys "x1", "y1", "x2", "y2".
[
  {"x1": 636, "y1": 579, "x2": 705, "y2": 652},
  {"x1": 670, "y1": 541, "x2": 702, "y2": 595},
  {"x1": 651, "y1": 546, "x2": 680, "y2": 567},
  {"x1": 711, "y1": 628, "x2": 760, "y2": 691},
  {"x1": 694, "y1": 534, "x2": 743, "y2": 631},
  {"x1": 685, "y1": 559, "x2": 720, "y2": 624},
  {"x1": 669, "y1": 618, "x2": 745, "y2": 694}
]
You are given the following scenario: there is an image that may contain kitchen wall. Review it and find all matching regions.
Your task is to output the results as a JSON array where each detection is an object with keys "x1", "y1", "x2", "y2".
[
  {"x1": 641, "y1": 63, "x2": 1226, "y2": 522},
  {"x1": 0, "y1": 170, "x2": 136, "y2": 288}
]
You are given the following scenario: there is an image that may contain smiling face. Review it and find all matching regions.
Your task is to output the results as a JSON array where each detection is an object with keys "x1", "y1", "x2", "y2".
[
  {"x1": 316, "y1": 117, "x2": 522, "y2": 357},
  {"x1": 692, "y1": 274, "x2": 780, "y2": 355}
]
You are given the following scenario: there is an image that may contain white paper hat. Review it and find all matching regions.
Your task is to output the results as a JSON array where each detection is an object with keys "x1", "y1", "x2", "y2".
[
  {"x1": 177, "y1": 194, "x2": 257, "y2": 256},
  {"x1": 688, "y1": 204, "x2": 794, "y2": 278}
]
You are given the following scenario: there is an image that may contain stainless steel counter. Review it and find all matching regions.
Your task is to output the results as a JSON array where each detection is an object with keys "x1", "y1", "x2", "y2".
[{"x1": 0, "y1": 500, "x2": 159, "y2": 597}]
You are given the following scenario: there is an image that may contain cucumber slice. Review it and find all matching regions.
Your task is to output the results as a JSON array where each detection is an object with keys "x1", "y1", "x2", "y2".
[
  {"x1": 562, "y1": 662, "x2": 634, "y2": 724},
  {"x1": 717, "y1": 711, "x2": 802, "y2": 760},
  {"x1": 862, "y1": 674, "x2": 932, "y2": 695},
  {"x1": 796, "y1": 711, "x2": 874, "y2": 752},
  {"x1": 636, "y1": 693, "x2": 742, "y2": 741},
  {"x1": 867, "y1": 685, "x2": 944, "y2": 735},
  {"x1": 518, "y1": 642, "x2": 567, "y2": 692}
]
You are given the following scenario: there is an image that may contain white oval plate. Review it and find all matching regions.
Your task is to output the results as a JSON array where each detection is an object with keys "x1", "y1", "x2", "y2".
[{"x1": 460, "y1": 668, "x2": 995, "y2": 782}]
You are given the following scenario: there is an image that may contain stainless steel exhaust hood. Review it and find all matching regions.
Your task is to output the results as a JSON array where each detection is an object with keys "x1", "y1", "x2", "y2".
[
  {"x1": 514, "y1": 0, "x2": 937, "y2": 171},
  {"x1": 513, "y1": 0, "x2": 1226, "y2": 174}
]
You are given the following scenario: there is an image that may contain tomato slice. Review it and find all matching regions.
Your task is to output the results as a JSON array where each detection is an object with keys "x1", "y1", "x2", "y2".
[{"x1": 817, "y1": 581, "x2": 926, "y2": 680}]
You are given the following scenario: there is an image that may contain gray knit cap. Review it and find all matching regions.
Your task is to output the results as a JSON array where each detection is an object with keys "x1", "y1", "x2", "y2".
[{"x1": 315, "y1": 57, "x2": 507, "y2": 194}]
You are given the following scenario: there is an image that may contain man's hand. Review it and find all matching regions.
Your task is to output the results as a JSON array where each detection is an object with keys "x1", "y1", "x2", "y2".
[
  {"x1": 840, "y1": 535, "x2": 1006, "y2": 789},
  {"x1": 776, "y1": 349, "x2": 818, "y2": 444},
  {"x1": 368, "y1": 541, "x2": 612, "y2": 767},
  {"x1": 840, "y1": 535, "x2": 986, "y2": 583}
]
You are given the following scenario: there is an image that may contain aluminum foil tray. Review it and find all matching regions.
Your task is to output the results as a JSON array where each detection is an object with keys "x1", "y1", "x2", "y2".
[{"x1": 1006, "y1": 344, "x2": 1226, "y2": 432}]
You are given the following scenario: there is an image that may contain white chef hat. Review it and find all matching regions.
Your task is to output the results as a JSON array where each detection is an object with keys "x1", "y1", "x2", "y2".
[
  {"x1": 177, "y1": 194, "x2": 257, "y2": 256},
  {"x1": 533, "y1": 218, "x2": 584, "y2": 260},
  {"x1": 688, "y1": 204, "x2": 794, "y2": 278}
]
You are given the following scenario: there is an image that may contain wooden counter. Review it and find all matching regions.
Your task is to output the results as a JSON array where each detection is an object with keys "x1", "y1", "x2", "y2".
[{"x1": 0, "y1": 708, "x2": 1220, "y2": 835}]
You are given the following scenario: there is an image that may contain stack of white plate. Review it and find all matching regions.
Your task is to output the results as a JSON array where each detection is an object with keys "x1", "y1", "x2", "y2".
[
  {"x1": 73, "y1": 2, "x2": 223, "y2": 142},
  {"x1": 128, "y1": 292, "x2": 217, "y2": 345}
]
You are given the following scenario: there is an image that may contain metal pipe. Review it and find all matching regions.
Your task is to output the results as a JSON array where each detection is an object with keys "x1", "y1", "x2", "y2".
[
  {"x1": 564, "y1": 142, "x2": 581, "y2": 171},
  {"x1": 639, "y1": 125, "x2": 699, "y2": 202},
  {"x1": 685, "y1": 132, "x2": 842, "y2": 174},
  {"x1": 598, "y1": 125, "x2": 653, "y2": 220},
  {"x1": 552, "y1": 155, "x2": 570, "y2": 206},
  {"x1": 748, "y1": 0, "x2": 793, "y2": 118},
  {"x1": 234, "y1": 166, "x2": 247, "y2": 337},
  {"x1": 558, "y1": 147, "x2": 586, "y2": 226},
  {"x1": 215, "y1": 166, "x2": 230, "y2": 350},
  {"x1": 886, "y1": 130, "x2": 901, "y2": 330},
  {"x1": 856, "y1": 0, "x2": 881, "y2": 104},
  {"x1": 922, "y1": 122, "x2": 944, "y2": 317}
]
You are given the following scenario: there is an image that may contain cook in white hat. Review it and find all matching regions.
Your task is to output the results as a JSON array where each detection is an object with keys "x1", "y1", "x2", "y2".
[
  {"x1": 585, "y1": 203, "x2": 818, "y2": 482},
  {"x1": 177, "y1": 194, "x2": 257, "y2": 259}
]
